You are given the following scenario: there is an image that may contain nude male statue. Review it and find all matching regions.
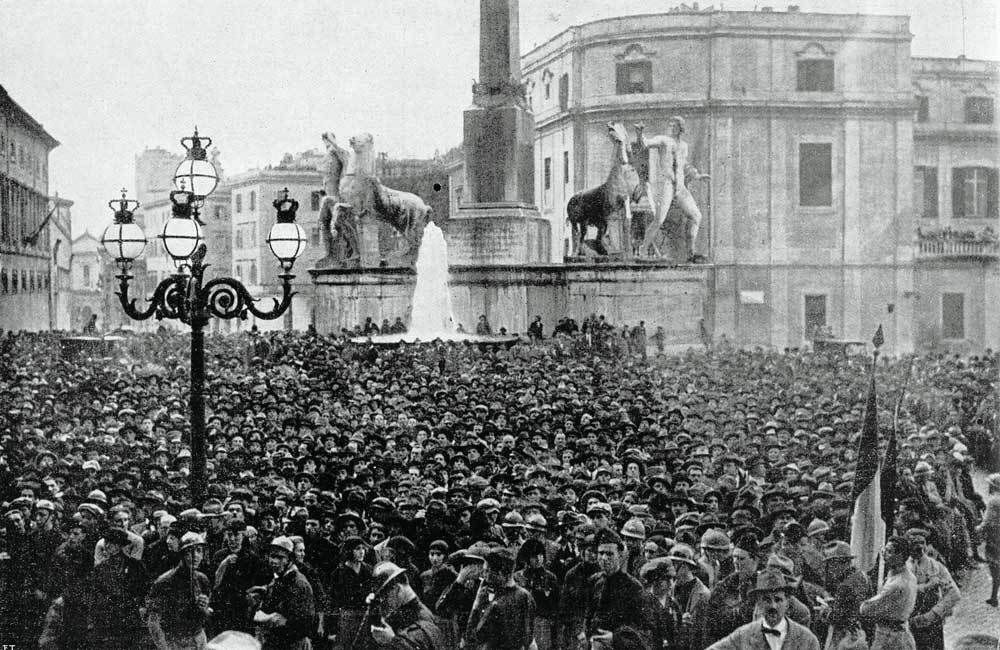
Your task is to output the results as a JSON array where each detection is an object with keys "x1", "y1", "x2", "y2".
[
  {"x1": 317, "y1": 132, "x2": 359, "y2": 265},
  {"x1": 635, "y1": 117, "x2": 710, "y2": 262}
]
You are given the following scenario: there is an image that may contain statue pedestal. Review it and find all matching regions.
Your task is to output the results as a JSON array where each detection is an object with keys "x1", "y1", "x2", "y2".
[
  {"x1": 463, "y1": 105, "x2": 535, "y2": 205},
  {"x1": 445, "y1": 202, "x2": 550, "y2": 265}
]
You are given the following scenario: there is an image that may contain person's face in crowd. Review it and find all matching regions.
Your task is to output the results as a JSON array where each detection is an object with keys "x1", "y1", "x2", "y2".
[
  {"x1": 723, "y1": 461, "x2": 740, "y2": 477},
  {"x1": 766, "y1": 447, "x2": 781, "y2": 463},
  {"x1": 554, "y1": 432, "x2": 566, "y2": 448},
  {"x1": 186, "y1": 545, "x2": 205, "y2": 568},
  {"x1": 900, "y1": 467, "x2": 914, "y2": 482},
  {"x1": 643, "y1": 542, "x2": 661, "y2": 562},
  {"x1": 166, "y1": 532, "x2": 181, "y2": 552},
  {"x1": 527, "y1": 551, "x2": 545, "y2": 569},
  {"x1": 228, "y1": 503, "x2": 245, "y2": 521},
  {"x1": 907, "y1": 534, "x2": 926, "y2": 559},
  {"x1": 883, "y1": 540, "x2": 907, "y2": 571},
  {"x1": 225, "y1": 529, "x2": 244, "y2": 553},
  {"x1": 671, "y1": 501, "x2": 688, "y2": 518},
  {"x1": 704, "y1": 494, "x2": 720, "y2": 513},
  {"x1": 590, "y1": 511, "x2": 610, "y2": 530},
  {"x1": 688, "y1": 465, "x2": 704, "y2": 482},
  {"x1": 261, "y1": 516, "x2": 277, "y2": 532},
  {"x1": 67, "y1": 525, "x2": 85, "y2": 547},
  {"x1": 732, "y1": 547, "x2": 757, "y2": 577},
  {"x1": 293, "y1": 541, "x2": 306, "y2": 564},
  {"x1": 597, "y1": 542, "x2": 623, "y2": 573},
  {"x1": 429, "y1": 550, "x2": 445, "y2": 568},
  {"x1": 112, "y1": 511, "x2": 130, "y2": 529},
  {"x1": 758, "y1": 589, "x2": 788, "y2": 628},
  {"x1": 269, "y1": 549, "x2": 291, "y2": 574}
]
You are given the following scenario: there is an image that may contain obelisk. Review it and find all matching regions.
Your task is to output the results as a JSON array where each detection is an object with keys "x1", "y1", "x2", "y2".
[{"x1": 448, "y1": 0, "x2": 549, "y2": 265}]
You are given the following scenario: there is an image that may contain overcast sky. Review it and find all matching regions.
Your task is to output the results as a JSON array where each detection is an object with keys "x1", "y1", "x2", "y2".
[{"x1": 1, "y1": 0, "x2": 997, "y2": 238}]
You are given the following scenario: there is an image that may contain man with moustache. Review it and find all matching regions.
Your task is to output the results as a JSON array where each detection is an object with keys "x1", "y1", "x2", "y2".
[{"x1": 706, "y1": 569, "x2": 820, "y2": 650}]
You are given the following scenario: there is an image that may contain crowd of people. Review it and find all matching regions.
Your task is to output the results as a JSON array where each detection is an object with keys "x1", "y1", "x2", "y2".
[{"x1": 1, "y1": 326, "x2": 998, "y2": 650}]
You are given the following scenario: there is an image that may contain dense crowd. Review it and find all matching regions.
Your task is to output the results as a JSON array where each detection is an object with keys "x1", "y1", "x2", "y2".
[{"x1": 1, "y1": 328, "x2": 998, "y2": 650}]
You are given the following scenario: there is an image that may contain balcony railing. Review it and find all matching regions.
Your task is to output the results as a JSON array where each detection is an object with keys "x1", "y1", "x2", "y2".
[{"x1": 917, "y1": 238, "x2": 1000, "y2": 258}]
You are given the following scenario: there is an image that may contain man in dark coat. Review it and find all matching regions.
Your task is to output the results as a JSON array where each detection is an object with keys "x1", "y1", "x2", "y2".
[
  {"x1": 369, "y1": 560, "x2": 447, "y2": 650},
  {"x1": 146, "y1": 532, "x2": 212, "y2": 650},
  {"x1": 467, "y1": 548, "x2": 535, "y2": 650},
  {"x1": 586, "y1": 529, "x2": 647, "y2": 650},
  {"x1": 252, "y1": 536, "x2": 316, "y2": 650},
  {"x1": 89, "y1": 527, "x2": 151, "y2": 650},
  {"x1": 818, "y1": 541, "x2": 870, "y2": 650}
]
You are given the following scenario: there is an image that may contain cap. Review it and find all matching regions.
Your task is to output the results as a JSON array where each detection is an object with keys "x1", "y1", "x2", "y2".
[
  {"x1": 180, "y1": 532, "x2": 206, "y2": 552},
  {"x1": 269, "y1": 536, "x2": 294, "y2": 555},
  {"x1": 370, "y1": 561, "x2": 408, "y2": 596},
  {"x1": 749, "y1": 568, "x2": 793, "y2": 595}
]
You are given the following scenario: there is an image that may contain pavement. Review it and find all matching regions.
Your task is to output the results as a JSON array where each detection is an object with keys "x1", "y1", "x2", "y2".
[{"x1": 944, "y1": 471, "x2": 1000, "y2": 649}]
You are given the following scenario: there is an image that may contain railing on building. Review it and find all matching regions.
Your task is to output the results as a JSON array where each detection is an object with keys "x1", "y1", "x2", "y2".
[{"x1": 917, "y1": 238, "x2": 1000, "y2": 258}]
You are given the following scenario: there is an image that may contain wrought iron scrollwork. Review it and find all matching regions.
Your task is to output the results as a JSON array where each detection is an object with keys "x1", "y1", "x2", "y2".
[{"x1": 200, "y1": 277, "x2": 295, "y2": 321}]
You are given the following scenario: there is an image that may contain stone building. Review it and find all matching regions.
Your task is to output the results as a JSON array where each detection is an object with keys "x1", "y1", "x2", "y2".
[
  {"x1": 68, "y1": 232, "x2": 108, "y2": 332},
  {"x1": 49, "y1": 194, "x2": 73, "y2": 330},
  {"x1": 0, "y1": 84, "x2": 62, "y2": 331},
  {"x1": 912, "y1": 56, "x2": 999, "y2": 352},
  {"x1": 519, "y1": 7, "x2": 998, "y2": 353}
]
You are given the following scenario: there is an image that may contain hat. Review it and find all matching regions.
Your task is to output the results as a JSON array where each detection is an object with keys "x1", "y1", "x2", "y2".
[
  {"x1": 822, "y1": 541, "x2": 854, "y2": 562},
  {"x1": 620, "y1": 519, "x2": 646, "y2": 540},
  {"x1": 180, "y1": 532, "x2": 206, "y2": 552},
  {"x1": 806, "y1": 518, "x2": 831, "y2": 538},
  {"x1": 749, "y1": 568, "x2": 793, "y2": 595},
  {"x1": 34, "y1": 499, "x2": 56, "y2": 512},
  {"x1": 639, "y1": 557, "x2": 676, "y2": 581},
  {"x1": 699, "y1": 529, "x2": 731, "y2": 551},
  {"x1": 371, "y1": 561, "x2": 408, "y2": 596},
  {"x1": 269, "y1": 536, "x2": 294, "y2": 556},
  {"x1": 524, "y1": 513, "x2": 547, "y2": 532},
  {"x1": 666, "y1": 544, "x2": 699, "y2": 568},
  {"x1": 429, "y1": 539, "x2": 450, "y2": 554},
  {"x1": 484, "y1": 548, "x2": 516, "y2": 572},
  {"x1": 78, "y1": 503, "x2": 104, "y2": 518}
]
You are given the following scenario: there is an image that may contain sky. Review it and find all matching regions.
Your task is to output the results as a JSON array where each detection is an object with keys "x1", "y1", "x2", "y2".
[{"x1": 1, "y1": 0, "x2": 997, "y2": 238}]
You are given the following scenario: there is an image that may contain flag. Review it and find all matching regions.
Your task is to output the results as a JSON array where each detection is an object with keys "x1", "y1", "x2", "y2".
[
  {"x1": 850, "y1": 370, "x2": 884, "y2": 573},
  {"x1": 880, "y1": 422, "x2": 898, "y2": 540}
]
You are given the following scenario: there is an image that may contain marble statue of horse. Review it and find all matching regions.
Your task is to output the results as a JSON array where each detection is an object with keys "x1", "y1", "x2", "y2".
[
  {"x1": 346, "y1": 133, "x2": 432, "y2": 264},
  {"x1": 566, "y1": 122, "x2": 641, "y2": 257}
]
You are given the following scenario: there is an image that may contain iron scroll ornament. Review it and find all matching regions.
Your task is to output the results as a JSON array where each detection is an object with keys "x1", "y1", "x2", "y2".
[{"x1": 115, "y1": 247, "x2": 296, "y2": 325}]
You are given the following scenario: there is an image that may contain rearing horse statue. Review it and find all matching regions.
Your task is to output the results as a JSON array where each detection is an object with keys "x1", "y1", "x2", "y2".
[{"x1": 566, "y1": 122, "x2": 641, "y2": 257}]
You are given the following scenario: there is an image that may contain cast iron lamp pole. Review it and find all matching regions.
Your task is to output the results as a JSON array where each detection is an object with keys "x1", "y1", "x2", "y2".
[{"x1": 101, "y1": 130, "x2": 307, "y2": 505}]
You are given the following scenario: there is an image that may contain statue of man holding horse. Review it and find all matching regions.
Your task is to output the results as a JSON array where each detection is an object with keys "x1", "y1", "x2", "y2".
[
  {"x1": 635, "y1": 117, "x2": 710, "y2": 262},
  {"x1": 317, "y1": 132, "x2": 361, "y2": 267}
]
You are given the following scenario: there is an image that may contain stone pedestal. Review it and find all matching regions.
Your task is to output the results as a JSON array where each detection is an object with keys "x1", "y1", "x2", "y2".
[
  {"x1": 358, "y1": 213, "x2": 381, "y2": 267},
  {"x1": 446, "y1": 203, "x2": 550, "y2": 265},
  {"x1": 464, "y1": 105, "x2": 535, "y2": 205}
]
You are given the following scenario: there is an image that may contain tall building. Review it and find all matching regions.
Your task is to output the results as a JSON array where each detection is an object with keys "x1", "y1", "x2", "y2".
[
  {"x1": 68, "y1": 232, "x2": 107, "y2": 332},
  {"x1": 912, "y1": 56, "x2": 999, "y2": 351},
  {"x1": 519, "y1": 8, "x2": 999, "y2": 353},
  {"x1": 49, "y1": 194, "x2": 73, "y2": 330},
  {"x1": 0, "y1": 84, "x2": 62, "y2": 331}
]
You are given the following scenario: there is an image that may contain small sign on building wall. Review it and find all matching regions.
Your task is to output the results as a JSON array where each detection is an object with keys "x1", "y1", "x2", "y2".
[{"x1": 739, "y1": 290, "x2": 766, "y2": 305}]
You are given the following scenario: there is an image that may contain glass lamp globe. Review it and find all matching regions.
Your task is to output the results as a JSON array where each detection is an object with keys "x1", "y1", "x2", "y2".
[
  {"x1": 102, "y1": 222, "x2": 147, "y2": 262},
  {"x1": 161, "y1": 216, "x2": 203, "y2": 262},
  {"x1": 173, "y1": 157, "x2": 218, "y2": 199},
  {"x1": 267, "y1": 221, "x2": 307, "y2": 270}
]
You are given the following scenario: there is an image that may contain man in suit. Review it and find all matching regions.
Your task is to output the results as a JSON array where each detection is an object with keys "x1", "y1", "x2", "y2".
[
  {"x1": 817, "y1": 541, "x2": 870, "y2": 650},
  {"x1": 706, "y1": 568, "x2": 821, "y2": 650}
]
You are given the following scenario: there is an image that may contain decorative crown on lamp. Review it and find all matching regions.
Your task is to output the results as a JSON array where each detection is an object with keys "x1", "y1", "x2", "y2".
[{"x1": 101, "y1": 187, "x2": 146, "y2": 266}]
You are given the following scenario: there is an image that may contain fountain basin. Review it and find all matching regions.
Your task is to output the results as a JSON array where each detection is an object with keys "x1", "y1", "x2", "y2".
[{"x1": 350, "y1": 333, "x2": 520, "y2": 348}]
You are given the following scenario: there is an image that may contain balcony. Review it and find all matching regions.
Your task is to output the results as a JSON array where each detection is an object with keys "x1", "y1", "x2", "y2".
[{"x1": 916, "y1": 234, "x2": 999, "y2": 260}]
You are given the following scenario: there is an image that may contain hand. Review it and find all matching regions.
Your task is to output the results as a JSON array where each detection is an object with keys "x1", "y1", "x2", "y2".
[
  {"x1": 271, "y1": 613, "x2": 288, "y2": 627},
  {"x1": 371, "y1": 621, "x2": 396, "y2": 645},
  {"x1": 195, "y1": 594, "x2": 209, "y2": 609},
  {"x1": 34, "y1": 589, "x2": 48, "y2": 601}
]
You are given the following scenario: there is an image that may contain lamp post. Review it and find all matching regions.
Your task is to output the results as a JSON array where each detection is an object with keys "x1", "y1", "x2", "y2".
[{"x1": 101, "y1": 129, "x2": 307, "y2": 505}]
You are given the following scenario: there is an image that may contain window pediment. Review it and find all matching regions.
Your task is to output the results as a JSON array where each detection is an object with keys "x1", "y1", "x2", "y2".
[
  {"x1": 795, "y1": 42, "x2": 835, "y2": 59},
  {"x1": 615, "y1": 43, "x2": 657, "y2": 62}
]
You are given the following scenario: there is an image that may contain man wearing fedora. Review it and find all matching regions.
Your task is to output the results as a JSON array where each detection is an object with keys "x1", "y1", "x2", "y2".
[
  {"x1": 146, "y1": 531, "x2": 212, "y2": 650},
  {"x1": 815, "y1": 541, "x2": 869, "y2": 650},
  {"x1": 252, "y1": 536, "x2": 315, "y2": 650},
  {"x1": 706, "y1": 568, "x2": 820, "y2": 650},
  {"x1": 367, "y1": 560, "x2": 446, "y2": 650}
]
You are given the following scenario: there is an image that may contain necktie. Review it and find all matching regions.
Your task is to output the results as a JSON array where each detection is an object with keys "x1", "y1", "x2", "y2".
[{"x1": 762, "y1": 627, "x2": 780, "y2": 637}]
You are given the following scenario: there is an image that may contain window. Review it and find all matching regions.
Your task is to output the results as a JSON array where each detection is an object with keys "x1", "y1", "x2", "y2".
[
  {"x1": 914, "y1": 167, "x2": 938, "y2": 219},
  {"x1": 544, "y1": 83, "x2": 550, "y2": 100},
  {"x1": 235, "y1": 227, "x2": 244, "y2": 249},
  {"x1": 563, "y1": 151, "x2": 570, "y2": 185},
  {"x1": 83, "y1": 264, "x2": 91, "y2": 287},
  {"x1": 249, "y1": 191, "x2": 257, "y2": 211},
  {"x1": 799, "y1": 143, "x2": 832, "y2": 207},
  {"x1": 214, "y1": 205, "x2": 224, "y2": 219},
  {"x1": 804, "y1": 294, "x2": 827, "y2": 338},
  {"x1": 311, "y1": 227, "x2": 321, "y2": 247},
  {"x1": 235, "y1": 194, "x2": 242, "y2": 213},
  {"x1": 797, "y1": 60, "x2": 834, "y2": 92},
  {"x1": 0, "y1": 270, "x2": 6, "y2": 293},
  {"x1": 559, "y1": 74, "x2": 569, "y2": 111},
  {"x1": 915, "y1": 96, "x2": 929, "y2": 122},
  {"x1": 311, "y1": 191, "x2": 322, "y2": 211},
  {"x1": 965, "y1": 97, "x2": 994, "y2": 124},
  {"x1": 616, "y1": 61, "x2": 653, "y2": 94},
  {"x1": 11, "y1": 269, "x2": 18, "y2": 293},
  {"x1": 249, "y1": 260, "x2": 258, "y2": 285},
  {"x1": 20, "y1": 270, "x2": 27, "y2": 293},
  {"x1": 29, "y1": 271, "x2": 35, "y2": 292},
  {"x1": 942, "y1": 293, "x2": 964, "y2": 339},
  {"x1": 952, "y1": 167, "x2": 998, "y2": 218},
  {"x1": 544, "y1": 157, "x2": 552, "y2": 190}
]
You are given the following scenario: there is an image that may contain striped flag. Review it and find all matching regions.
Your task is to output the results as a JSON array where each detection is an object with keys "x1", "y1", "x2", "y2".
[{"x1": 850, "y1": 368, "x2": 884, "y2": 573}]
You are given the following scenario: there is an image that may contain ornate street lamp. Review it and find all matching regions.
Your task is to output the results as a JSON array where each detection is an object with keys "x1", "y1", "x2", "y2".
[{"x1": 101, "y1": 129, "x2": 305, "y2": 505}]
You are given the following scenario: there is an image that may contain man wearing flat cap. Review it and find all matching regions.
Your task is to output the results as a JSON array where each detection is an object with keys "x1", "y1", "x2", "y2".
[
  {"x1": 706, "y1": 568, "x2": 820, "y2": 650},
  {"x1": 467, "y1": 548, "x2": 535, "y2": 650},
  {"x1": 367, "y1": 560, "x2": 446, "y2": 650},
  {"x1": 252, "y1": 536, "x2": 315, "y2": 650},
  {"x1": 146, "y1": 532, "x2": 212, "y2": 650},
  {"x1": 90, "y1": 527, "x2": 151, "y2": 650}
]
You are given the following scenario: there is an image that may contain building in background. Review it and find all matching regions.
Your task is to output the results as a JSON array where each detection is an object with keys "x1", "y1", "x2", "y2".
[
  {"x1": 49, "y1": 194, "x2": 73, "y2": 330},
  {"x1": 517, "y1": 7, "x2": 998, "y2": 353},
  {"x1": 0, "y1": 84, "x2": 61, "y2": 331},
  {"x1": 912, "y1": 56, "x2": 999, "y2": 352},
  {"x1": 68, "y1": 232, "x2": 107, "y2": 332}
]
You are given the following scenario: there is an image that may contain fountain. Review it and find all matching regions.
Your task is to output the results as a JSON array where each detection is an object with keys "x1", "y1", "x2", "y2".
[{"x1": 352, "y1": 222, "x2": 518, "y2": 346}]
